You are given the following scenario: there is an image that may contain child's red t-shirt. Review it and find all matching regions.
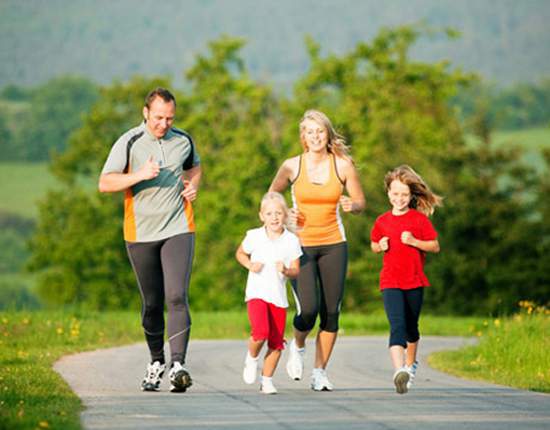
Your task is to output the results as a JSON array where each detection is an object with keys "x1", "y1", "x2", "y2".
[{"x1": 370, "y1": 209, "x2": 438, "y2": 290}]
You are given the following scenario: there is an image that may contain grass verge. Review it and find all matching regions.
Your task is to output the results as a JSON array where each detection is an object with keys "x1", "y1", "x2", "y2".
[{"x1": 429, "y1": 302, "x2": 550, "y2": 393}]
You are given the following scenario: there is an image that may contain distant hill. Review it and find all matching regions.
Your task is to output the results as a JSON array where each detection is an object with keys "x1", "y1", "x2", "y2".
[{"x1": 1, "y1": 0, "x2": 549, "y2": 91}]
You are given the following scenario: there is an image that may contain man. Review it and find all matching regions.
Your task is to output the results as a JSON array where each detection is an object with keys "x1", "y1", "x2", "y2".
[{"x1": 99, "y1": 87, "x2": 201, "y2": 393}]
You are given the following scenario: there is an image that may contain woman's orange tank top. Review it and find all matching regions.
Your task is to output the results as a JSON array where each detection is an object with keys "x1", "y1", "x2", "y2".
[{"x1": 291, "y1": 154, "x2": 346, "y2": 247}]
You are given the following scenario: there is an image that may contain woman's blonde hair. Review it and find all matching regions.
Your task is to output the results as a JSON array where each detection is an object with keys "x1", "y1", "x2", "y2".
[
  {"x1": 299, "y1": 109, "x2": 352, "y2": 160},
  {"x1": 384, "y1": 165, "x2": 443, "y2": 216}
]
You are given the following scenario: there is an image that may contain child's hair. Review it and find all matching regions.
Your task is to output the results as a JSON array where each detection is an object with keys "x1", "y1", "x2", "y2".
[
  {"x1": 384, "y1": 165, "x2": 443, "y2": 216},
  {"x1": 260, "y1": 191, "x2": 290, "y2": 219},
  {"x1": 299, "y1": 109, "x2": 352, "y2": 161}
]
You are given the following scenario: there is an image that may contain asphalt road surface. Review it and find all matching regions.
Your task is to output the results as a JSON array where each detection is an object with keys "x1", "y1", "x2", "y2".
[{"x1": 55, "y1": 336, "x2": 550, "y2": 430}]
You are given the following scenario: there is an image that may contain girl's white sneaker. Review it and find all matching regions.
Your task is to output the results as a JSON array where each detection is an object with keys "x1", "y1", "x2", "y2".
[
  {"x1": 393, "y1": 367, "x2": 410, "y2": 394},
  {"x1": 243, "y1": 353, "x2": 259, "y2": 384},
  {"x1": 260, "y1": 376, "x2": 277, "y2": 394}
]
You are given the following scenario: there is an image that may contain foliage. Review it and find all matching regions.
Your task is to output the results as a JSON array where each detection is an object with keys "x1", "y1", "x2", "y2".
[
  {"x1": 0, "y1": 76, "x2": 99, "y2": 161},
  {"x1": 429, "y1": 301, "x2": 550, "y2": 393},
  {"x1": 453, "y1": 79, "x2": 550, "y2": 131},
  {"x1": 26, "y1": 27, "x2": 550, "y2": 314},
  {"x1": 426, "y1": 107, "x2": 549, "y2": 314}
]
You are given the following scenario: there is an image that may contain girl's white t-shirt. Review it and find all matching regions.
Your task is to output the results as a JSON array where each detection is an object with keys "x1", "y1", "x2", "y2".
[{"x1": 241, "y1": 227, "x2": 303, "y2": 308}]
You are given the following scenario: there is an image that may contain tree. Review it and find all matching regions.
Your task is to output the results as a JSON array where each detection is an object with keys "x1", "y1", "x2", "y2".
[{"x1": 16, "y1": 76, "x2": 99, "y2": 161}]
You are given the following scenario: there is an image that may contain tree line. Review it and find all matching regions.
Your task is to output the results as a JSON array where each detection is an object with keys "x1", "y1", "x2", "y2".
[{"x1": 22, "y1": 26, "x2": 550, "y2": 315}]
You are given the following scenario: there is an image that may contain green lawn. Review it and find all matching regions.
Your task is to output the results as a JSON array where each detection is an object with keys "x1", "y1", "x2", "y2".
[
  {"x1": 466, "y1": 126, "x2": 550, "y2": 172},
  {"x1": 0, "y1": 162, "x2": 60, "y2": 219}
]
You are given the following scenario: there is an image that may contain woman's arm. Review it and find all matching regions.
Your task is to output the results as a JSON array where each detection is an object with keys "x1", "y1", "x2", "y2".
[
  {"x1": 338, "y1": 158, "x2": 366, "y2": 214},
  {"x1": 269, "y1": 158, "x2": 298, "y2": 193}
]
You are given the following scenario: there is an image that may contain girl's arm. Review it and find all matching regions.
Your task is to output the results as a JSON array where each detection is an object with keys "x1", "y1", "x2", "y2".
[
  {"x1": 401, "y1": 232, "x2": 440, "y2": 253},
  {"x1": 338, "y1": 158, "x2": 366, "y2": 214},
  {"x1": 236, "y1": 245, "x2": 264, "y2": 272},
  {"x1": 277, "y1": 258, "x2": 300, "y2": 279},
  {"x1": 370, "y1": 237, "x2": 389, "y2": 253}
]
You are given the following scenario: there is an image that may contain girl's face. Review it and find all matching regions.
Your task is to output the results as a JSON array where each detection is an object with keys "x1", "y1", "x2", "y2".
[
  {"x1": 302, "y1": 119, "x2": 329, "y2": 153},
  {"x1": 260, "y1": 200, "x2": 286, "y2": 235},
  {"x1": 388, "y1": 179, "x2": 412, "y2": 215}
]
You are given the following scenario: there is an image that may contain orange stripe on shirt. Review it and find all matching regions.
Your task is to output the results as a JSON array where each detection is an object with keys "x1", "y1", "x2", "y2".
[
  {"x1": 123, "y1": 189, "x2": 137, "y2": 242},
  {"x1": 184, "y1": 199, "x2": 195, "y2": 232}
]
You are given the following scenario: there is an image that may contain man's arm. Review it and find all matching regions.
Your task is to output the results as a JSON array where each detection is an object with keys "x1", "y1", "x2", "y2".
[
  {"x1": 98, "y1": 156, "x2": 160, "y2": 193},
  {"x1": 181, "y1": 165, "x2": 202, "y2": 201}
]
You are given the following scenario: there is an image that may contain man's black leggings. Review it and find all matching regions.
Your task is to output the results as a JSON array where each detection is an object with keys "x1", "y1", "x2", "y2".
[
  {"x1": 126, "y1": 233, "x2": 194, "y2": 364},
  {"x1": 382, "y1": 287, "x2": 424, "y2": 348},
  {"x1": 291, "y1": 242, "x2": 348, "y2": 333}
]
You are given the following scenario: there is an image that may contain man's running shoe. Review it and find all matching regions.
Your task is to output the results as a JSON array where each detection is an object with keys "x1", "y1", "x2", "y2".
[
  {"x1": 406, "y1": 360, "x2": 419, "y2": 389},
  {"x1": 243, "y1": 352, "x2": 259, "y2": 384},
  {"x1": 393, "y1": 367, "x2": 410, "y2": 394},
  {"x1": 141, "y1": 361, "x2": 165, "y2": 392},
  {"x1": 286, "y1": 339, "x2": 305, "y2": 380},
  {"x1": 169, "y1": 362, "x2": 192, "y2": 393},
  {"x1": 260, "y1": 376, "x2": 277, "y2": 394},
  {"x1": 310, "y1": 368, "x2": 334, "y2": 391}
]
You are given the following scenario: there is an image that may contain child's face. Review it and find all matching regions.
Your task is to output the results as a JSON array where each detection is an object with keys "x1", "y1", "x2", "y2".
[
  {"x1": 388, "y1": 179, "x2": 411, "y2": 214},
  {"x1": 260, "y1": 201, "x2": 286, "y2": 234}
]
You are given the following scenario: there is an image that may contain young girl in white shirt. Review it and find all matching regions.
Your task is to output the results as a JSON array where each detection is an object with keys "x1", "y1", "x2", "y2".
[{"x1": 236, "y1": 192, "x2": 302, "y2": 394}]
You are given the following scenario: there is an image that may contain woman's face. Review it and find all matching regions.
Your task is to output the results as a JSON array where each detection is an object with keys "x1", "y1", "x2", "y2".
[{"x1": 302, "y1": 119, "x2": 329, "y2": 153}]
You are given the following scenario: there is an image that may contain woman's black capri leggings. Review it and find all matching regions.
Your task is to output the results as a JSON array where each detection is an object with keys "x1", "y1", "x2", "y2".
[
  {"x1": 291, "y1": 242, "x2": 348, "y2": 333},
  {"x1": 382, "y1": 287, "x2": 424, "y2": 348}
]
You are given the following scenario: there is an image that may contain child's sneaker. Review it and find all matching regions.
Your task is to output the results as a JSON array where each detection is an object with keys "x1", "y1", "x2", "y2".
[
  {"x1": 243, "y1": 352, "x2": 259, "y2": 384},
  {"x1": 393, "y1": 367, "x2": 410, "y2": 394},
  {"x1": 406, "y1": 360, "x2": 419, "y2": 389},
  {"x1": 260, "y1": 376, "x2": 277, "y2": 394},
  {"x1": 310, "y1": 368, "x2": 334, "y2": 391},
  {"x1": 286, "y1": 339, "x2": 305, "y2": 380},
  {"x1": 141, "y1": 361, "x2": 165, "y2": 392},
  {"x1": 169, "y1": 362, "x2": 192, "y2": 393}
]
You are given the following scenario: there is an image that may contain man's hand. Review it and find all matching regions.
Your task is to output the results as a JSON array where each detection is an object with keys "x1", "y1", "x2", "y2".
[
  {"x1": 138, "y1": 156, "x2": 160, "y2": 181},
  {"x1": 181, "y1": 180, "x2": 197, "y2": 201}
]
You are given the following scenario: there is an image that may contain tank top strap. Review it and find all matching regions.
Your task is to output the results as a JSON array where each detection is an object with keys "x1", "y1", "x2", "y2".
[{"x1": 330, "y1": 153, "x2": 345, "y2": 185}]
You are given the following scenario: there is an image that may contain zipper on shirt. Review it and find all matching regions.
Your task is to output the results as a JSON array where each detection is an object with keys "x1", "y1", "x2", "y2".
[{"x1": 157, "y1": 140, "x2": 167, "y2": 167}]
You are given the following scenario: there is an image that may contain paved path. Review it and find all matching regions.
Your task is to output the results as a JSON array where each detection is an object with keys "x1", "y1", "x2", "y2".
[{"x1": 55, "y1": 337, "x2": 550, "y2": 430}]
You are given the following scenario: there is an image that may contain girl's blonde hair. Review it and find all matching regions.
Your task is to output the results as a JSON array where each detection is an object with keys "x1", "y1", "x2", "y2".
[
  {"x1": 260, "y1": 191, "x2": 290, "y2": 218},
  {"x1": 384, "y1": 165, "x2": 443, "y2": 216},
  {"x1": 299, "y1": 110, "x2": 352, "y2": 160}
]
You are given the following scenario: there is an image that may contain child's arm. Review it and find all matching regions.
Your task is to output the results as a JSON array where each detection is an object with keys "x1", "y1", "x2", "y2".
[
  {"x1": 370, "y1": 237, "x2": 389, "y2": 253},
  {"x1": 236, "y1": 245, "x2": 264, "y2": 273},
  {"x1": 401, "y1": 232, "x2": 440, "y2": 253},
  {"x1": 276, "y1": 258, "x2": 300, "y2": 279}
]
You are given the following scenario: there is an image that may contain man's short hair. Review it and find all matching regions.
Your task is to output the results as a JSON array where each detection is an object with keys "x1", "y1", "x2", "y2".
[{"x1": 144, "y1": 87, "x2": 176, "y2": 108}]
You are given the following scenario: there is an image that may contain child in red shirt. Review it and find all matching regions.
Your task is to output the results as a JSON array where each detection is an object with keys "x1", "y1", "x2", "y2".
[{"x1": 370, "y1": 165, "x2": 442, "y2": 394}]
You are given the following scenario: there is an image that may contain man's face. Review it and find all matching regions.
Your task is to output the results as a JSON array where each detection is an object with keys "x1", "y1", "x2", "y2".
[{"x1": 143, "y1": 97, "x2": 176, "y2": 139}]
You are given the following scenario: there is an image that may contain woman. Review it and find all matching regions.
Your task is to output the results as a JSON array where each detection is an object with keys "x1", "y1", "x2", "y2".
[{"x1": 269, "y1": 109, "x2": 366, "y2": 391}]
